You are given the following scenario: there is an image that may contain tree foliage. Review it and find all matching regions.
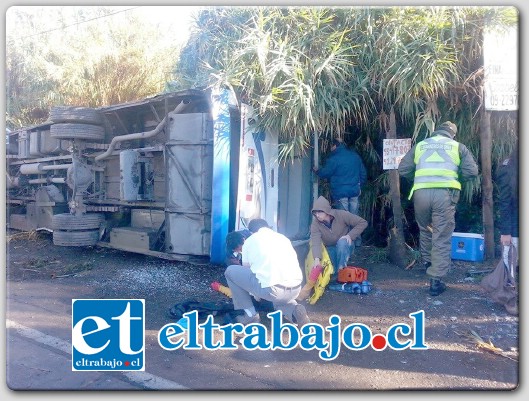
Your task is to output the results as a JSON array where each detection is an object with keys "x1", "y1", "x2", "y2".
[
  {"x1": 5, "y1": 6, "x2": 518, "y2": 244},
  {"x1": 5, "y1": 6, "x2": 181, "y2": 129},
  {"x1": 173, "y1": 6, "x2": 518, "y2": 237}
]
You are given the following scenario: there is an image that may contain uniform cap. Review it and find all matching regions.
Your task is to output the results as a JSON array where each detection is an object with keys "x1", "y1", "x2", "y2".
[{"x1": 438, "y1": 121, "x2": 457, "y2": 137}]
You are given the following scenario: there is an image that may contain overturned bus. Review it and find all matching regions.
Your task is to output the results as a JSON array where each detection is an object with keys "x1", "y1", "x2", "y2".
[{"x1": 6, "y1": 87, "x2": 312, "y2": 264}]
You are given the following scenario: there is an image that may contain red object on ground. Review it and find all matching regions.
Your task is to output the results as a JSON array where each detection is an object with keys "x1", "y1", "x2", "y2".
[
  {"x1": 338, "y1": 266, "x2": 368, "y2": 283},
  {"x1": 309, "y1": 265, "x2": 323, "y2": 281},
  {"x1": 211, "y1": 281, "x2": 232, "y2": 298}
]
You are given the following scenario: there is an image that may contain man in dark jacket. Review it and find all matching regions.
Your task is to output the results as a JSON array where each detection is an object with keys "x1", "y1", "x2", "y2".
[
  {"x1": 313, "y1": 138, "x2": 367, "y2": 215},
  {"x1": 224, "y1": 230, "x2": 246, "y2": 267},
  {"x1": 310, "y1": 196, "x2": 368, "y2": 276},
  {"x1": 399, "y1": 121, "x2": 478, "y2": 296},
  {"x1": 496, "y1": 144, "x2": 518, "y2": 269},
  {"x1": 495, "y1": 144, "x2": 518, "y2": 315}
]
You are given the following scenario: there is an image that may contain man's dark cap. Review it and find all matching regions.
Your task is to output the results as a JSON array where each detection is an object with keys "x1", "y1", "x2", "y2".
[{"x1": 438, "y1": 121, "x2": 457, "y2": 137}]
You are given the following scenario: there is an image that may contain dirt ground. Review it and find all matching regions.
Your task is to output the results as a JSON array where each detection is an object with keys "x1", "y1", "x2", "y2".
[{"x1": 5, "y1": 230, "x2": 520, "y2": 390}]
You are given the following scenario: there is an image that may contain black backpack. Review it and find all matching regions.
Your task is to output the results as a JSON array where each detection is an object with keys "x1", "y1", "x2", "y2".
[{"x1": 168, "y1": 299, "x2": 275, "y2": 325}]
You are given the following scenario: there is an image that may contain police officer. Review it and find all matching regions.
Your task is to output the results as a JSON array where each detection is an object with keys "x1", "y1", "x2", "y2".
[{"x1": 399, "y1": 121, "x2": 478, "y2": 296}]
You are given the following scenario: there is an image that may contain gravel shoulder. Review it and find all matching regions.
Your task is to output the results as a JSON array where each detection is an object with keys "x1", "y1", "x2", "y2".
[{"x1": 5, "y1": 230, "x2": 520, "y2": 390}]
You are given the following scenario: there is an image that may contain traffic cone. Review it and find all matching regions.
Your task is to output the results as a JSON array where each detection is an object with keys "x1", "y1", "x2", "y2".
[
  {"x1": 211, "y1": 281, "x2": 232, "y2": 298},
  {"x1": 296, "y1": 264, "x2": 323, "y2": 301}
]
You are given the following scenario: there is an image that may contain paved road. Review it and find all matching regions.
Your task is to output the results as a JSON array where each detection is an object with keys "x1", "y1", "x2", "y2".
[
  {"x1": 5, "y1": 279, "x2": 300, "y2": 391},
  {"x1": 4, "y1": 233, "x2": 523, "y2": 393},
  {"x1": 5, "y1": 276, "x2": 524, "y2": 394}
]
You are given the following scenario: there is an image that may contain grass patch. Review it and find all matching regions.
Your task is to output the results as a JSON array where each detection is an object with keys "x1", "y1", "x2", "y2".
[
  {"x1": 363, "y1": 246, "x2": 389, "y2": 264},
  {"x1": 27, "y1": 258, "x2": 52, "y2": 270},
  {"x1": 6, "y1": 230, "x2": 42, "y2": 243},
  {"x1": 63, "y1": 261, "x2": 94, "y2": 275}
]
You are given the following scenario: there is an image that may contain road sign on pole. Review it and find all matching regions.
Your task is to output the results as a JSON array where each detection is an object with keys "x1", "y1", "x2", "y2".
[{"x1": 483, "y1": 26, "x2": 518, "y2": 111}]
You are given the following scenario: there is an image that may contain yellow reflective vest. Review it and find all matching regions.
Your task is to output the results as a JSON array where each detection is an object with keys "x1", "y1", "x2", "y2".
[{"x1": 409, "y1": 135, "x2": 461, "y2": 199}]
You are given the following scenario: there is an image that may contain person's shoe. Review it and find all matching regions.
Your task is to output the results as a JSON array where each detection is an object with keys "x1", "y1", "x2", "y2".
[
  {"x1": 292, "y1": 304, "x2": 310, "y2": 327},
  {"x1": 429, "y1": 278, "x2": 446, "y2": 296},
  {"x1": 419, "y1": 261, "x2": 431, "y2": 271},
  {"x1": 236, "y1": 313, "x2": 261, "y2": 325}
]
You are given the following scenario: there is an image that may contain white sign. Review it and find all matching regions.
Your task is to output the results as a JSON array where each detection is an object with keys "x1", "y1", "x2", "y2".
[
  {"x1": 383, "y1": 138, "x2": 411, "y2": 170},
  {"x1": 484, "y1": 26, "x2": 518, "y2": 110}
]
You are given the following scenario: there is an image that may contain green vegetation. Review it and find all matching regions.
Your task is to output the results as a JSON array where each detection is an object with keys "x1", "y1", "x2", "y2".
[
  {"x1": 173, "y1": 6, "x2": 517, "y2": 243},
  {"x1": 5, "y1": 6, "x2": 518, "y2": 251},
  {"x1": 6, "y1": 6, "x2": 181, "y2": 128}
]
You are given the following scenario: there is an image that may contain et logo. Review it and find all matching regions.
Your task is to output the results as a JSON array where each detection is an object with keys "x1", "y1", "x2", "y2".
[{"x1": 72, "y1": 299, "x2": 145, "y2": 371}]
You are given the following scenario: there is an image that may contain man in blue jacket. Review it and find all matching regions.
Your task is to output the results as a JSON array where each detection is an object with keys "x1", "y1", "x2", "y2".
[{"x1": 314, "y1": 138, "x2": 367, "y2": 246}]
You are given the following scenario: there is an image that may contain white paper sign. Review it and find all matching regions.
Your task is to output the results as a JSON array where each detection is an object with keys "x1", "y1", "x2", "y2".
[
  {"x1": 484, "y1": 26, "x2": 518, "y2": 111},
  {"x1": 383, "y1": 138, "x2": 411, "y2": 170}
]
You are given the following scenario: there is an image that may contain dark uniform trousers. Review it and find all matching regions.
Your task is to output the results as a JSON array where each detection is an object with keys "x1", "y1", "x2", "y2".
[{"x1": 413, "y1": 187, "x2": 460, "y2": 278}]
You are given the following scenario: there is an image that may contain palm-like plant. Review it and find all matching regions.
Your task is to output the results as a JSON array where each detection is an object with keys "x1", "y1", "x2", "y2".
[
  {"x1": 174, "y1": 6, "x2": 517, "y2": 245},
  {"x1": 176, "y1": 7, "x2": 375, "y2": 159}
]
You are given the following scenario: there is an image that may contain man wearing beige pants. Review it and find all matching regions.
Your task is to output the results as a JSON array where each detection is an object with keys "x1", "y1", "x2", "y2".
[{"x1": 224, "y1": 218, "x2": 310, "y2": 326}]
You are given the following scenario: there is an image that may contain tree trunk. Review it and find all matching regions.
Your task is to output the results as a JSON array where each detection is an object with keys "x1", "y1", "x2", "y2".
[
  {"x1": 313, "y1": 132, "x2": 319, "y2": 201},
  {"x1": 480, "y1": 110, "x2": 495, "y2": 260},
  {"x1": 386, "y1": 109, "x2": 408, "y2": 268}
]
